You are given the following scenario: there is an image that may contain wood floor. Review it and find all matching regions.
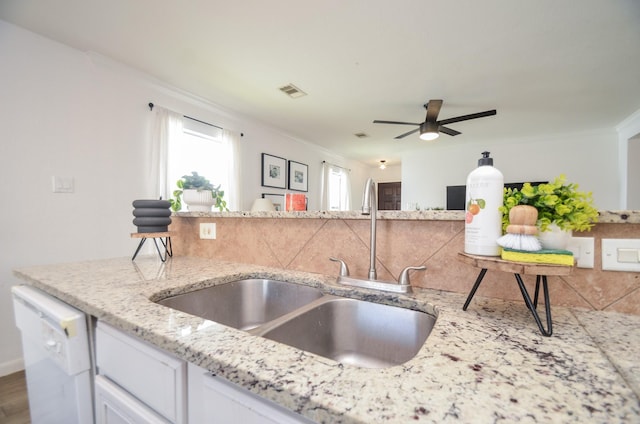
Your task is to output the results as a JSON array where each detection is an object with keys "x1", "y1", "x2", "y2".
[{"x1": 0, "y1": 371, "x2": 30, "y2": 424}]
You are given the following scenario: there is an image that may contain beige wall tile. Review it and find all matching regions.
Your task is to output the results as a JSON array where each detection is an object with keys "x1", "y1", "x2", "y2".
[{"x1": 170, "y1": 217, "x2": 640, "y2": 315}]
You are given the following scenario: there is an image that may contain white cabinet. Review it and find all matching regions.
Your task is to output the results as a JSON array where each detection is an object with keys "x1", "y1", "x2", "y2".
[
  {"x1": 95, "y1": 375, "x2": 171, "y2": 424},
  {"x1": 96, "y1": 322, "x2": 315, "y2": 424},
  {"x1": 96, "y1": 322, "x2": 187, "y2": 424},
  {"x1": 188, "y1": 363, "x2": 315, "y2": 424}
]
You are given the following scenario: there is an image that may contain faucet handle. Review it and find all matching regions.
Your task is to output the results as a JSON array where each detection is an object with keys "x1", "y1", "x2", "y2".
[
  {"x1": 398, "y1": 265, "x2": 426, "y2": 286},
  {"x1": 329, "y1": 257, "x2": 350, "y2": 277}
]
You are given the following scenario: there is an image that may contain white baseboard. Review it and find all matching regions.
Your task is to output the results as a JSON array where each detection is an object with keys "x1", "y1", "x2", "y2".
[{"x1": 0, "y1": 357, "x2": 24, "y2": 377}]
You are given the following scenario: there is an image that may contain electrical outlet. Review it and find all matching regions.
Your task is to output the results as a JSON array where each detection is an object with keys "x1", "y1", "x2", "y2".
[
  {"x1": 602, "y1": 239, "x2": 640, "y2": 272},
  {"x1": 199, "y1": 223, "x2": 216, "y2": 239},
  {"x1": 567, "y1": 236, "x2": 594, "y2": 268}
]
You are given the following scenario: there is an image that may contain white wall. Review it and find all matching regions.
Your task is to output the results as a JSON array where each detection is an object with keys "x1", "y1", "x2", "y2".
[
  {"x1": 237, "y1": 125, "x2": 368, "y2": 211},
  {"x1": 370, "y1": 164, "x2": 401, "y2": 184},
  {"x1": 617, "y1": 109, "x2": 640, "y2": 209},
  {"x1": 0, "y1": 20, "x2": 367, "y2": 375},
  {"x1": 401, "y1": 130, "x2": 620, "y2": 211}
]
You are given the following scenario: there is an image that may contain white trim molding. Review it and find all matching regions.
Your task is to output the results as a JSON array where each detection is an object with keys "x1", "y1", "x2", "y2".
[{"x1": 616, "y1": 109, "x2": 640, "y2": 209}]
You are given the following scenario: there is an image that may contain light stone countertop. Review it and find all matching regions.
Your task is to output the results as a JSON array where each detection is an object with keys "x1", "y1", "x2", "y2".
[
  {"x1": 14, "y1": 256, "x2": 640, "y2": 423},
  {"x1": 175, "y1": 210, "x2": 640, "y2": 223}
]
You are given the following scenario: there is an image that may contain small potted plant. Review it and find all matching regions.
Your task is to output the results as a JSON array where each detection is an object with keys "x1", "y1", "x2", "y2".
[
  {"x1": 169, "y1": 171, "x2": 228, "y2": 212},
  {"x1": 499, "y1": 174, "x2": 599, "y2": 249}
]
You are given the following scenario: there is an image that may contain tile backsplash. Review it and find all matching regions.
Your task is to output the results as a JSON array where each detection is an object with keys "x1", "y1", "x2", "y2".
[{"x1": 168, "y1": 215, "x2": 640, "y2": 315}]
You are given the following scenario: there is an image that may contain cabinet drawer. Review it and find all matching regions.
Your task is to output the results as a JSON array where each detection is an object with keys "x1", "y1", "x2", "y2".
[
  {"x1": 95, "y1": 375, "x2": 171, "y2": 424},
  {"x1": 188, "y1": 363, "x2": 315, "y2": 424},
  {"x1": 96, "y1": 322, "x2": 186, "y2": 424}
]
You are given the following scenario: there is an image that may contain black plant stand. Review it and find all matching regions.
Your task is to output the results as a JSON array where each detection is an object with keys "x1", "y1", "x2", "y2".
[
  {"x1": 131, "y1": 232, "x2": 173, "y2": 262},
  {"x1": 458, "y1": 252, "x2": 573, "y2": 337}
]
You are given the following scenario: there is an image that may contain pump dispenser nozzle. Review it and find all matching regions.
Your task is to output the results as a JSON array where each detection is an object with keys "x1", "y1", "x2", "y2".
[{"x1": 478, "y1": 151, "x2": 493, "y2": 166}]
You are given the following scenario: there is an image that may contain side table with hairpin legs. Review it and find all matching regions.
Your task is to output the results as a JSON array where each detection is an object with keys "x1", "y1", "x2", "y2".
[
  {"x1": 458, "y1": 252, "x2": 574, "y2": 336},
  {"x1": 131, "y1": 232, "x2": 173, "y2": 262}
]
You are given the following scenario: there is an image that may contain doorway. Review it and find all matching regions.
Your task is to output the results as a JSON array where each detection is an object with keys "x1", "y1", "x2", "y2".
[{"x1": 378, "y1": 182, "x2": 401, "y2": 210}]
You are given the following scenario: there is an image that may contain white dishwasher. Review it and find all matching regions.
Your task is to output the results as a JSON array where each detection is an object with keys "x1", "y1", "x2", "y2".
[{"x1": 12, "y1": 285, "x2": 94, "y2": 424}]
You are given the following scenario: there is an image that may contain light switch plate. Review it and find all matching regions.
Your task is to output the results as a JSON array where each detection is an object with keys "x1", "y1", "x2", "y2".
[
  {"x1": 199, "y1": 223, "x2": 216, "y2": 239},
  {"x1": 52, "y1": 176, "x2": 74, "y2": 193},
  {"x1": 602, "y1": 239, "x2": 640, "y2": 272},
  {"x1": 567, "y1": 236, "x2": 594, "y2": 268}
]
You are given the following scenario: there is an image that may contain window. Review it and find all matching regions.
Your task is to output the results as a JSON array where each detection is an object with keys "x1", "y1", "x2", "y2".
[
  {"x1": 167, "y1": 117, "x2": 230, "y2": 211},
  {"x1": 321, "y1": 163, "x2": 351, "y2": 211}
]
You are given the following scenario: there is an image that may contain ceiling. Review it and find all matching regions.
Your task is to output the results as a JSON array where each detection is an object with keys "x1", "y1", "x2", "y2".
[{"x1": 2, "y1": 1, "x2": 640, "y2": 167}]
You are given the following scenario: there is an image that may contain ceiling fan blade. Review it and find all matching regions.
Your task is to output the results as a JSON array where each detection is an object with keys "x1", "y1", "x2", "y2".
[
  {"x1": 425, "y1": 99, "x2": 443, "y2": 122},
  {"x1": 394, "y1": 128, "x2": 420, "y2": 139},
  {"x1": 438, "y1": 109, "x2": 496, "y2": 126},
  {"x1": 373, "y1": 120, "x2": 420, "y2": 126},
  {"x1": 439, "y1": 126, "x2": 461, "y2": 136}
]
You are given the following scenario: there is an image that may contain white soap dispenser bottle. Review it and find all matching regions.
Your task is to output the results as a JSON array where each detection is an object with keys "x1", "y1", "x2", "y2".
[{"x1": 464, "y1": 151, "x2": 504, "y2": 256}]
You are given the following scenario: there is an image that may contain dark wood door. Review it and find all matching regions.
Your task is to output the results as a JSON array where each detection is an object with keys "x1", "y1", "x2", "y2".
[{"x1": 378, "y1": 182, "x2": 401, "y2": 210}]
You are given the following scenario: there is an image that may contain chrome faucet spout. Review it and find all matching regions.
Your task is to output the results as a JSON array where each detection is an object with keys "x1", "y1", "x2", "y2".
[{"x1": 362, "y1": 178, "x2": 377, "y2": 280}]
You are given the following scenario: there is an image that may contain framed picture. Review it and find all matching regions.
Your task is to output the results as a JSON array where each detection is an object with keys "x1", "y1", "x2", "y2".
[
  {"x1": 262, "y1": 193, "x2": 285, "y2": 211},
  {"x1": 288, "y1": 160, "x2": 308, "y2": 192},
  {"x1": 261, "y1": 153, "x2": 287, "y2": 189}
]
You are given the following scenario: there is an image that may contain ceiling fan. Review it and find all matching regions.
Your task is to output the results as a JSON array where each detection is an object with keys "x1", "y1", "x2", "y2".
[{"x1": 373, "y1": 100, "x2": 497, "y2": 141}]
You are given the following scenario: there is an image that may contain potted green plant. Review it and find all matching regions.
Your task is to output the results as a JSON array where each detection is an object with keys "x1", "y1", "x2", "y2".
[
  {"x1": 169, "y1": 171, "x2": 228, "y2": 212},
  {"x1": 499, "y1": 174, "x2": 599, "y2": 249}
]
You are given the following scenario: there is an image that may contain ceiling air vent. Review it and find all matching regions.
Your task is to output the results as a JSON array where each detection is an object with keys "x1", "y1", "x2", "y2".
[{"x1": 279, "y1": 84, "x2": 307, "y2": 99}]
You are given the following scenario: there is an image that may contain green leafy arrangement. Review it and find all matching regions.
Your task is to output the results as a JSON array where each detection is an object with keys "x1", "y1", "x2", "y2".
[
  {"x1": 499, "y1": 174, "x2": 599, "y2": 233},
  {"x1": 169, "y1": 171, "x2": 228, "y2": 212}
]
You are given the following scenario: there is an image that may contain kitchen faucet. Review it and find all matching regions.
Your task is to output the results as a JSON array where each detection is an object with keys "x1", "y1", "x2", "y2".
[
  {"x1": 362, "y1": 177, "x2": 377, "y2": 280},
  {"x1": 329, "y1": 178, "x2": 426, "y2": 293}
]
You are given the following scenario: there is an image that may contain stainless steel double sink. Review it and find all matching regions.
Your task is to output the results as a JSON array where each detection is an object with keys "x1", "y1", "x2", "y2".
[{"x1": 156, "y1": 279, "x2": 436, "y2": 368}]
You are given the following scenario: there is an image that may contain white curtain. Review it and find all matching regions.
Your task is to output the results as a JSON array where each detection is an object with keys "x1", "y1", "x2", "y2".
[
  {"x1": 320, "y1": 162, "x2": 351, "y2": 211},
  {"x1": 223, "y1": 129, "x2": 241, "y2": 211},
  {"x1": 150, "y1": 107, "x2": 183, "y2": 200}
]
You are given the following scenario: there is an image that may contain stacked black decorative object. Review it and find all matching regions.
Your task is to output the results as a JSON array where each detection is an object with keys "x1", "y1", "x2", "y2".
[{"x1": 132, "y1": 200, "x2": 172, "y2": 233}]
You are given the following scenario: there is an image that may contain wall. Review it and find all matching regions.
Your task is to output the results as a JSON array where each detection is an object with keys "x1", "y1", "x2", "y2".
[
  {"x1": 237, "y1": 124, "x2": 369, "y2": 211},
  {"x1": 618, "y1": 109, "x2": 640, "y2": 209},
  {"x1": 401, "y1": 130, "x2": 619, "y2": 211},
  {"x1": 0, "y1": 20, "x2": 366, "y2": 375},
  {"x1": 170, "y1": 216, "x2": 640, "y2": 316},
  {"x1": 370, "y1": 164, "x2": 401, "y2": 184}
]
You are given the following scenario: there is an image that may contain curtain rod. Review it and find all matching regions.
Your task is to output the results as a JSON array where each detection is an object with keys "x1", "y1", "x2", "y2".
[
  {"x1": 148, "y1": 102, "x2": 223, "y2": 130},
  {"x1": 322, "y1": 160, "x2": 351, "y2": 172}
]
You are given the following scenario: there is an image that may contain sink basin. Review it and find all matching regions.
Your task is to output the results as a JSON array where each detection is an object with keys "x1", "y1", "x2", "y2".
[
  {"x1": 156, "y1": 279, "x2": 324, "y2": 330},
  {"x1": 156, "y1": 279, "x2": 435, "y2": 368},
  {"x1": 259, "y1": 297, "x2": 435, "y2": 368}
]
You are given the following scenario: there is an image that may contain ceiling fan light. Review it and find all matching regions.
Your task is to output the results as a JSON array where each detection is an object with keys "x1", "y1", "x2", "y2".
[
  {"x1": 419, "y1": 121, "x2": 439, "y2": 141},
  {"x1": 419, "y1": 131, "x2": 439, "y2": 141}
]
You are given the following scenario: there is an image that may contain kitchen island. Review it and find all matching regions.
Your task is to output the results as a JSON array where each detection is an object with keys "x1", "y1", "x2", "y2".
[{"x1": 14, "y1": 256, "x2": 640, "y2": 423}]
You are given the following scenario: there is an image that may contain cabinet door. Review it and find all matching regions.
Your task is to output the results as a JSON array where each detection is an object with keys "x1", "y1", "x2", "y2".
[
  {"x1": 188, "y1": 363, "x2": 315, "y2": 424},
  {"x1": 95, "y1": 375, "x2": 171, "y2": 424},
  {"x1": 96, "y1": 322, "x2": 186, "y2": 423}
]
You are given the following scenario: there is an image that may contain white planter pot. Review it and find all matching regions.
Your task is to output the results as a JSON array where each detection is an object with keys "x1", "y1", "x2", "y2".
[
  {"x1": 538, "y1": 222, "x2": 572, "y2": 250},
  {"x1": 182, "y1": 189, "x2": 215, "y2": 212}
]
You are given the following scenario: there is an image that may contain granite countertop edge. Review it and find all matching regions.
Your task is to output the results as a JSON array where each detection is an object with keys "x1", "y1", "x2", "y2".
[{"x1": 174, "y1": 210, "x2": 640, "y2": 224}]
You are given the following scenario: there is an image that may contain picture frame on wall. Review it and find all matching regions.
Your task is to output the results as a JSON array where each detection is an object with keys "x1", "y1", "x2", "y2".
[
  {"x1": 261, "y1": 153, "x2": 287, "y2": 189},
  {"x1": 262, "y1": 193, "x2": 285, "y2": 211},
  {"x1": 288, "y1": 160, "x2": 308, "y2": 192}
]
